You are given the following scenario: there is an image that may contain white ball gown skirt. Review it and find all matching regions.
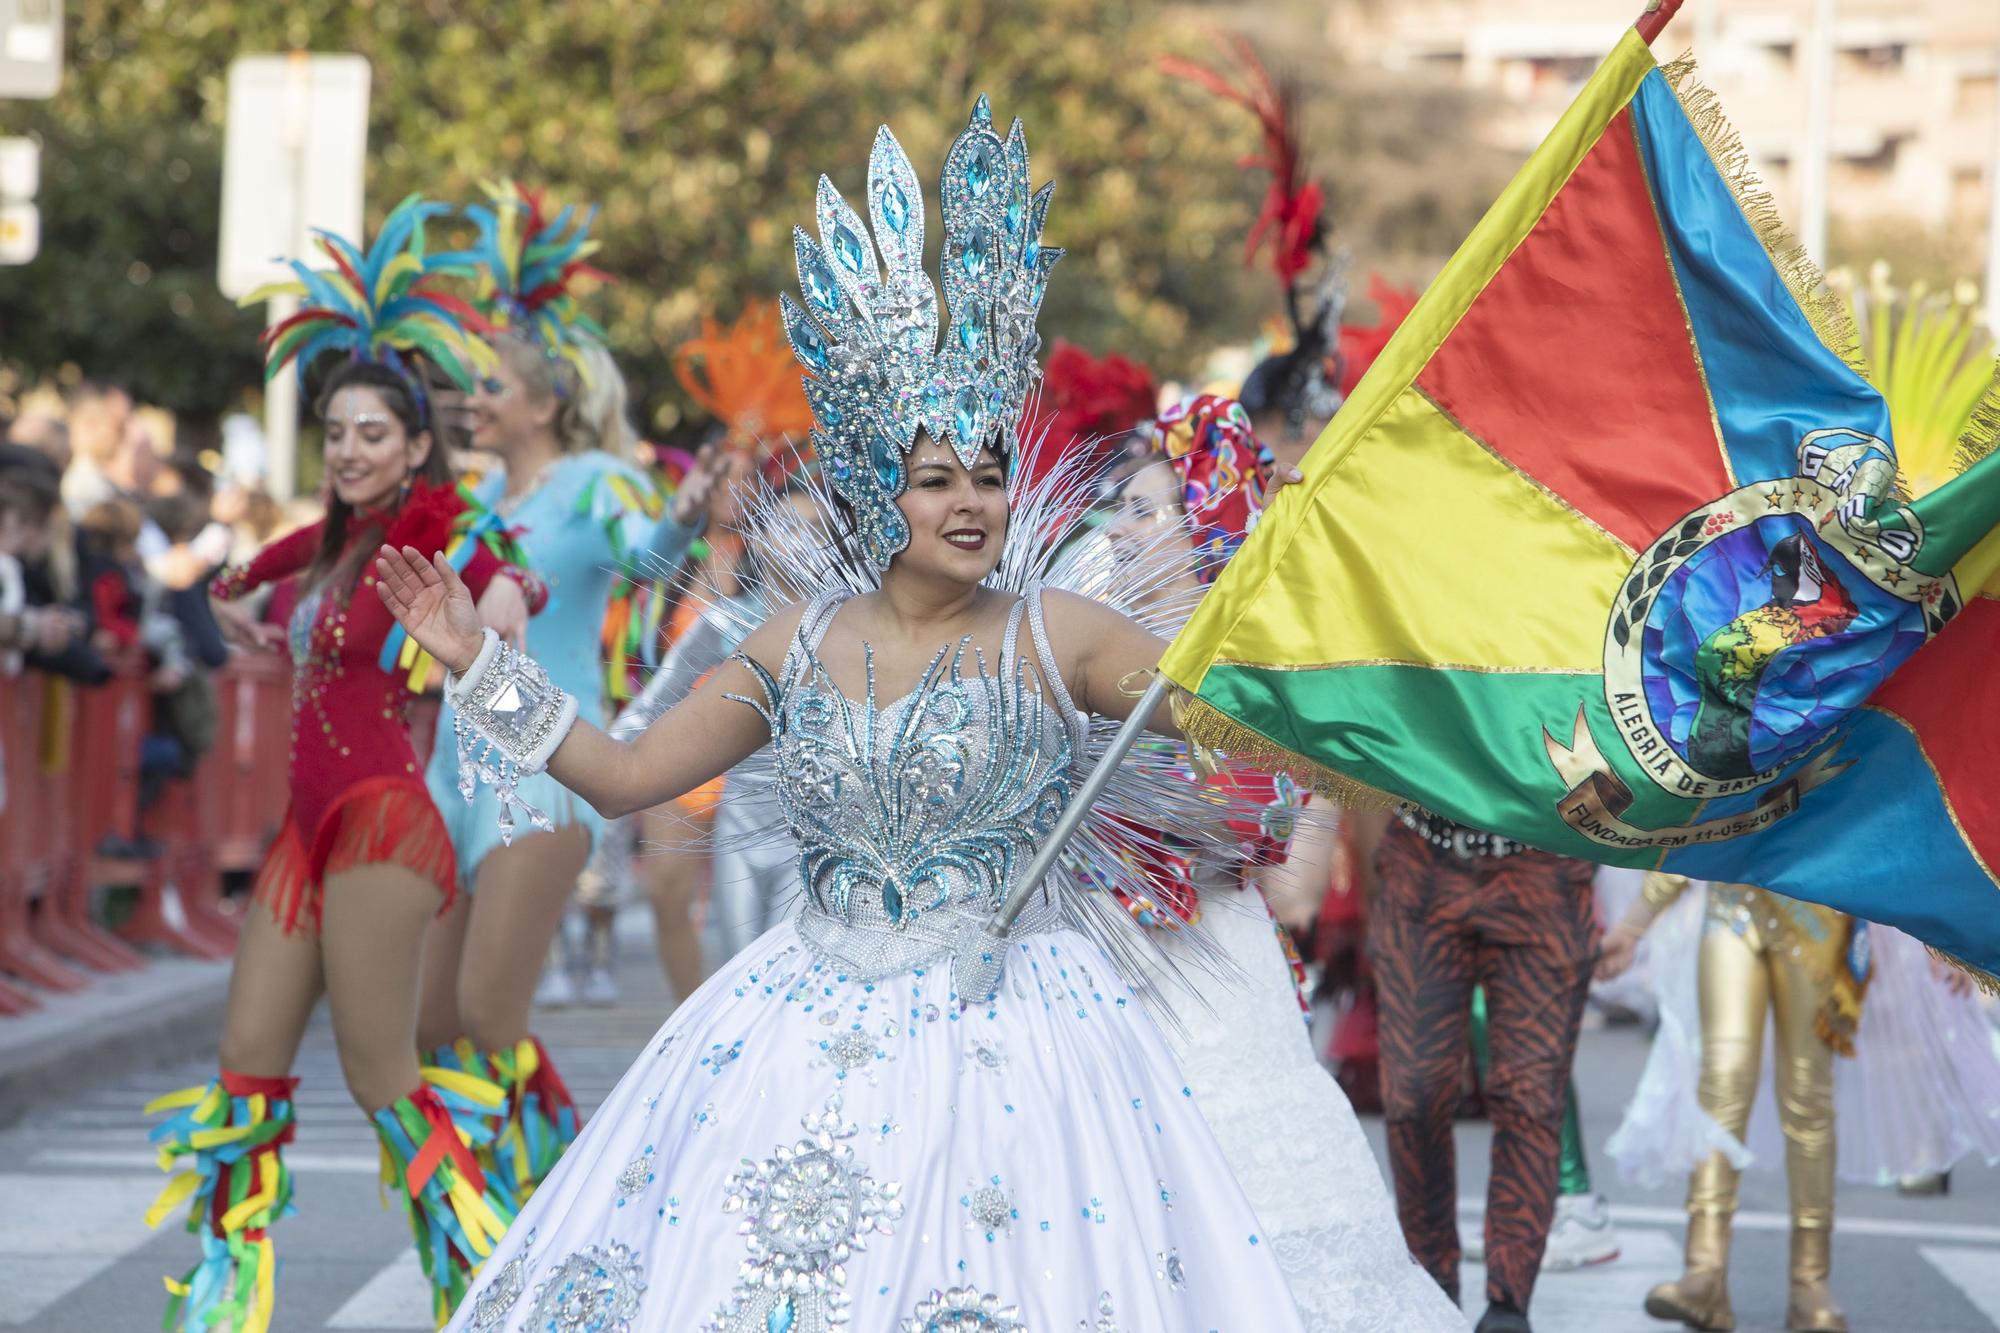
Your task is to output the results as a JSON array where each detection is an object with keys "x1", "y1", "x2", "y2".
[
  {"x1": 1145, "y1": 884, "x2": 1467, "y2": 1333},
  {"x1": 448, "y1": 920, "x2": 1309, "y2": 1331}
]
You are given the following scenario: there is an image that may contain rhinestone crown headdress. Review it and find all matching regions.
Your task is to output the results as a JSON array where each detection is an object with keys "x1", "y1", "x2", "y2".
[{"x1": 781, "y1": 95, "x2": 1065, "y2": 567}]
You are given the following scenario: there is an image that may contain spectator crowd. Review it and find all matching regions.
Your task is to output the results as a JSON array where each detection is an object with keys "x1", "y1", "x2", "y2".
[{"x1": 1, "y1": 384, "x2": 295, "y2": 855}]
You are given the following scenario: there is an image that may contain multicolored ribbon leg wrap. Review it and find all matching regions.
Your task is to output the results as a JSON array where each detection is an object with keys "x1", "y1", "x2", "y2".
[
  {"x1": 427, "y1": 1035, "x2": 581, "y2": 1206},
  {"x1": 370, "y1": 1069, "x2": 517, "y2": 1327},
  {"x1": 491, "y1": 1036, "x2": 581, "y2": 1203},
  {"x1": 144, "y1": 1071, "x2": 300, "y2": 1333}
]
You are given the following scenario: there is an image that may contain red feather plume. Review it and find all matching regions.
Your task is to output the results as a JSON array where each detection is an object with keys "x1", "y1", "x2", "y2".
[{"x1": 1160, "y1": 37, "x2": 1326, "y2": 287}]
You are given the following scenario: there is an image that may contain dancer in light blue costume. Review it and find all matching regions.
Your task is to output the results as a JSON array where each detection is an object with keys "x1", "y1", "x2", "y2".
[
  {"x1": 378, "y1": 97, "x2": 1322, "y2": 1331},
  {"x1": 416, "y1": 182, "x2": 725, "y2": 1207}
]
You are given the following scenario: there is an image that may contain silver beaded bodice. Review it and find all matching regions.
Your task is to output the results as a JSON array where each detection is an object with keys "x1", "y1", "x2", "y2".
[{"x1": 731, "y1": 588, "x2": 1088, "y2": 982}]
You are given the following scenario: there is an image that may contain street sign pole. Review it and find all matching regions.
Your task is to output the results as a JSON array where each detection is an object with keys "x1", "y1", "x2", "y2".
[
  {"x1": 219, "y1": 52, "x2": 369, "y2": 501},
  {"x1": 261, "y1": 56, "x2": 311, "y2": 505},
  {"x1": 263, "y1": 293, "x2": 301, "y2": 504},
  {"x1": 1798, "y1": 0, "x2": 1837, "y2": 264},
  {"x1": 0, "y1": 0, "x2": 63, "y2": 99}
]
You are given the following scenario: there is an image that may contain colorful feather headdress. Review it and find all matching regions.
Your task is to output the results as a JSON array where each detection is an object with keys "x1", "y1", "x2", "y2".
[
  {"x1": 242, "y1": 193, "x2": 496, "y2": 415},
  {"x1": 444, "y1": 179, "x2": 612, "y2": 385},
  {"x1": 673, "y1": 299, "x2": 816, "y2": 470}
]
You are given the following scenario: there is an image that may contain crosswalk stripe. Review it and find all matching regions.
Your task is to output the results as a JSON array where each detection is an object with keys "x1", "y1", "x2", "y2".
[
  {"x1": 1924, "y1": 1246, "x2": 2000, "y2": 1327},
  {"x1": 33, "y1": 1147, "x2": 382, "y2": 1173},
  {"x1": 326, "y1": 1251, "x2": 432, "y2": 1329},
  {"x1": 1453, "y1": 1227, "x2": 1682, "y2": 1332},
  {"x1": 0, "y1": 1173, "x2": 166, "y2": 1324},
  {"x1": 1460, "y1": 1196, "x2": 2000, "y2": 1247}
]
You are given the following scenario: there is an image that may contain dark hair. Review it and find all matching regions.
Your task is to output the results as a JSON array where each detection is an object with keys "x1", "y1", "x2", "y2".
[
  {"x1": 305, "y1": 359, "x2": 453, "y2": 596},
  {"x1": 147, "y1": 489, "x2": 211, "y2": 544},
  {"x1": 78, "y1": 498, "x2": 144, "y2": 556},
  {"x1": 72, "y1": 379, "x2": 132, "y2": 409},
  {"x1": 0, "y1": 440, "x2": 62, "y2": 488},
  {"x1": 0, "y1": 472, "x2": 59, "y2": 528},
  {"x1": 820, "y1": 432, "x2": 1013, "y2": 570},
  {"x1": 1239, "y1": 295, "x2": 1344, "y2": 434}
]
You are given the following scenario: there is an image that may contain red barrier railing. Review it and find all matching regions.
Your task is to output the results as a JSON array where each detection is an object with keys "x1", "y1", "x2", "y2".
[
  {"x1": 0, "y1": 670, "x2": 74, "y2": 1010},
  {"x1": 0, "y1": 654, "x2": 297, "y2": 1012}
]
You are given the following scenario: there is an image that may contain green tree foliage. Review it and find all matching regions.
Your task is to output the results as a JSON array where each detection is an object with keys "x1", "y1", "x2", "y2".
[{"x1": 0, "y1": 0, "x2": 1504, "y2": 433}]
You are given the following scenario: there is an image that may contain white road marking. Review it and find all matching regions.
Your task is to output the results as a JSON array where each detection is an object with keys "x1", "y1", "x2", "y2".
[
  {"x1": 1461, "y1": 1196, "x2": 2000, "y2": 1246},
  {"x1": 0, "y1": 1173, "x2": 167, "y2": 1323},
  {"x1": 325, "y1": 1250, "x2": 432, "y2": 1329},
  {"x1": 1457, "y1": 1229, "x2": 1708, "y2": 1332},
  {"x1": 33, "y1": 1146, "x2": 380, "y2": 1173},
  {"x1": 1924, "y1": 1246, "x2": 2000, "y2": 1327}
]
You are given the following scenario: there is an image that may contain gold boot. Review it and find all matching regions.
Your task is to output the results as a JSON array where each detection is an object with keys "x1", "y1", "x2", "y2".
[
  {"x1": 1645, "y1": 1211, "x2": 1736, "y2": 1331},
  {"x1": 1785, "y1": 1226, "x2": 1848, "y2": 1332}
]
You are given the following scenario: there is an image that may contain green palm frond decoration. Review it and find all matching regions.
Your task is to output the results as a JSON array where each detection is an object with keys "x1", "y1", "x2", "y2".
[{"x1": 1835, "y1": 264, "x2": 2000, "y2": 501}]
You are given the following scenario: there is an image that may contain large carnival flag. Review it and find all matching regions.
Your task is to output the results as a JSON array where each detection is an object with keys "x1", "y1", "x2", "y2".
[{"x1": 1160, "y1": 30, "x2": 2000, "y2": 977}]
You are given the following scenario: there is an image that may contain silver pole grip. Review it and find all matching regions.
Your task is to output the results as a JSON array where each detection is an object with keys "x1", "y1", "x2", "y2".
[{"x1": 954, "y1": 674, "x2": 1170, "y2": 1003}]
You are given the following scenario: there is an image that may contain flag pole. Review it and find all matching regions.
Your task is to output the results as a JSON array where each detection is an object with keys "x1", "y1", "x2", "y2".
[
  {"x1": 957, "y1": 675, "x2": 1169, "y2": 999},
  {"x1": 1635, "y1": 0, "x2": 1686, "y2": 45}
]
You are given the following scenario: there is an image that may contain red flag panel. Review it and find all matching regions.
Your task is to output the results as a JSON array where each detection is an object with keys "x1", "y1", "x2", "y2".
[
  {"x1": 1417, "y1": 108, "x2": 1734, "y2": 550},
  {"x1": 1868, "y1": 596, "x2": 2000, "y2": 875}
]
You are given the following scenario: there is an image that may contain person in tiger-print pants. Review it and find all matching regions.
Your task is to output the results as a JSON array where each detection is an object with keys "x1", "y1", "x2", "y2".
[{"x1": 1367, "y1": 809, "x2": 1599, "y2": 1333}]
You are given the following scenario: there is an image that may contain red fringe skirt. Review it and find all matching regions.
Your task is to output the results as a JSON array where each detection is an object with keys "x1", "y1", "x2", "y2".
[{"x1": 252, "y1": 779, "x2": 460, "y2": 935}]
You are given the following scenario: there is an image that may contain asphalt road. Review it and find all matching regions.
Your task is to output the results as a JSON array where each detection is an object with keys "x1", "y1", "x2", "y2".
[{"x1": 4, "y1": 930, "x2": 1996, "y2": 1333}]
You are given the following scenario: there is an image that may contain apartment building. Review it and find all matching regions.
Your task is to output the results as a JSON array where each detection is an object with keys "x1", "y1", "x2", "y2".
[{"x1": 1326, "y1": 0, "x2": 1999, "y2": 236}]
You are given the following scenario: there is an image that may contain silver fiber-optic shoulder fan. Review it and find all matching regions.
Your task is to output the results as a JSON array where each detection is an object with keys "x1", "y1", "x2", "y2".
[{"x1": 780, "y1": 95, "x2": 1066, "y2": 568}]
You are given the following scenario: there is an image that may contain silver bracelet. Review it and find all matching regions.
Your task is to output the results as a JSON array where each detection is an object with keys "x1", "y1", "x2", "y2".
[{"x1": 444, "y1": 628, "x2": 579, "y2": 844}]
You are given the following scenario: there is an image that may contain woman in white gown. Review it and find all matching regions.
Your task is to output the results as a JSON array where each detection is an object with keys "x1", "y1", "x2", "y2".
[
  {"x1": 378, "y1": 98, "x2": 1322, "y2": 1331},
  {"x1": 1097, "y1": 393, "x2": 1465, "y2": 1331}
]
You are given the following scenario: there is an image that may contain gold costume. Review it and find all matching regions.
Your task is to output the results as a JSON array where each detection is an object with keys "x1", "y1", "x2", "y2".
[{"x1": 1640, "y1": 873, "x2": 1859, "y2": 1333}]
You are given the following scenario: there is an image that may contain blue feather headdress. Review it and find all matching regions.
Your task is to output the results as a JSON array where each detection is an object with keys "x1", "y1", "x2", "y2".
[{"x1": 241, "y1": 193, "x2": 497, "y2": 418}]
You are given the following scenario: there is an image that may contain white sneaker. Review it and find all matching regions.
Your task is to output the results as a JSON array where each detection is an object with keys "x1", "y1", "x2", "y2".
[
  {"x1": 582, "y1": 964, "x2": 619, "y2": 1008},
  {"x1": 535, "y1": 965, "x2": 579, "y2": 1010},
  {"x1": 1542, "y1": 1192, "x2": 1620, "y2": 1271}
]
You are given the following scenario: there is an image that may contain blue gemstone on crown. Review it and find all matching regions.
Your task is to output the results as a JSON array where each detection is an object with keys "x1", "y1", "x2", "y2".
[
  {"x1": 954, "y1": 385, "x2": 983, "y2": 443},
  {"x1": 966, "y1": 141, "x2": 997, "y2": 198},
  {"x1": 880, "y1": 182, "x2": 910, "y2": 234},
  {"x1": 871, "y1": 435, "x2": 901, "y2": 490},
  {"x1": 832, "y1": 222, "x2": 866, "y2": 275},
  {"x1": 961, "y1": 226, "x2": 991, "y2": 280},
  {"x1": 804, "y1": 256, "x2": 840, "y2": 313},
  {"x1": 793, "y1": 320, "x2": 829, "y2": 372}
]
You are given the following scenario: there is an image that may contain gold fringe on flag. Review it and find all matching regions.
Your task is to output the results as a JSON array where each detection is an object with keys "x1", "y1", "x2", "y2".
[
  {"x1": 1658, "y1": 52, "x2": 1868, "y2": 380},
  {"x1": 1955, "y1": 359, "x2": 2000, "y2": 476},
  {"x1": 1925, "y1": 942, "x2": 2000, "y2": 998},
  {"x1": 1166, "y1": 685, "x2": 1406, "y2": 813}
]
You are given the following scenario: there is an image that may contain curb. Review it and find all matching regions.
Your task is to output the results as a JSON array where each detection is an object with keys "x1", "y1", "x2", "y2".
[{"x1": 0, "y1": 955, "x2": 232, "y2": 1128}]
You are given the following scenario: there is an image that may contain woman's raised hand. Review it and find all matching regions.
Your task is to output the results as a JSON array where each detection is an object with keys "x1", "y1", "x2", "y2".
[{"x1": 373, "y1": 544, "x2": 485, "y2": 674}]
